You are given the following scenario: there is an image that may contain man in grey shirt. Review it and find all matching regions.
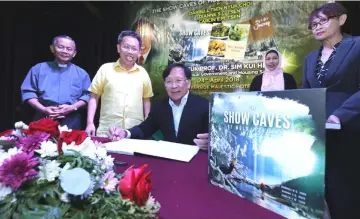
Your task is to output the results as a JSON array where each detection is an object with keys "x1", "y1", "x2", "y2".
[{"x1": 21, "y1": 35, "x2": 91, "y2": 129}]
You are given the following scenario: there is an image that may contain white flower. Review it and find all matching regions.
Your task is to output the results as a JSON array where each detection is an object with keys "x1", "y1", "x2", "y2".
[
  {"x1": 146, "y1": 195, "x2": 155, "y2": 207},
  {"x1": 35, "y1": 141, "x2": 59, "y2": 158},
  {"x1": 102, "y1": 155, "x2": 114, "y2": 170},
  {"x1": 60, "y1": 193, "x2": 70, "y2": 203},
  {"x1": 12, "y1": 129, "x2": 23, "y2": 137},
  {"x1": 62, "y1": 142, "x2": 79, "y2": 155},
  {"x1": 14, "y1": 121, "x2": 28, "y2": 130},
  {"x1": 58, "y1": 125, "x2": 72, "y2": 134},
  {"x1": 95, "y1": 147, "x2": 107, "y2": 160},
  {"x1": 145, "y1": 194, "x2": 161, "y2": 213},
  {"x1": 0, "y1": 147, "x2": 22, "y2": 166},
  {"x1": 38, "y1": 160, "x2": 62, "y2": 182},
  {"x1": 79, "y1": 138, "x2": 97, "y2": 159},
  {"x1": 0, "y1": 183, "x2": 12, "y2": 201},
  {"x1": 62, "y1": 137, "x2": 97, "y2": 160},
  {"x1": 7, "y1": 147, "x2": 22, "y2": 156},
  {"x1": 0, "y1": 151, "x2": 7, "y2": 166},
  {"x1": 0, "y1": 136, "x2": 15, "y2": 141}
]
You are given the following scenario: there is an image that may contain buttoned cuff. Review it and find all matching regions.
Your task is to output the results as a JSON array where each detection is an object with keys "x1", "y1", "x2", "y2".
[
  {"x1": 79, "y1": 93, "x2": 91, "y2": 103},
  {"x1": 125, "y1": 130, "x2": 131, "y2": 139},
  {"x1": 22, "y1": 93, "x2": 38, "y2": 103}
]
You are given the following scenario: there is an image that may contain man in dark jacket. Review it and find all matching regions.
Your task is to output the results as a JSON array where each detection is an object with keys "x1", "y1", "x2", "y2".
[{"x1": 107, "y1": 63, "x2": 209, "y2": 150}]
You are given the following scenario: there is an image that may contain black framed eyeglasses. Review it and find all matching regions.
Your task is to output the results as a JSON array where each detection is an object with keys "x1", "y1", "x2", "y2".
[{"x1": 308, "y1": 15, "x2": 338, "y2": 30}]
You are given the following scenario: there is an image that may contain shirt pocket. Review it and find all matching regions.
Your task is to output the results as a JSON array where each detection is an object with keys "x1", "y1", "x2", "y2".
[{"x1": 70, "y1": 80, "x2": 83, "y2": 98}]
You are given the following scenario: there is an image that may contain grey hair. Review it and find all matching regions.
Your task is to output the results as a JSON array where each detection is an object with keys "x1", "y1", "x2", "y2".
[
  {"x1": 117, "y1": 30, "x2": 142, "y2": 47},
  {"x1": 52, "y1": 35, "x2": 76, "y2": 50}
]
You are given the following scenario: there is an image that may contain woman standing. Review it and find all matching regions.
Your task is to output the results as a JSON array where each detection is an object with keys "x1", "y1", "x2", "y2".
[
  {"x1": 249, "y1": 49, "x2": 297, "y2": 91},
  {"x1": 303, "y1": 3, "x2": 360, "y2": 218}
]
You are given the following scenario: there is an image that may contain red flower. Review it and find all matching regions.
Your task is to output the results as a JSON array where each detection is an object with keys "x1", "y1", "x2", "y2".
[
  {"x1": 119, "y1": 164, "x2": 152, "y2": 206},
  {"x1": 57, "y1": 130, "x2": 87, "y2": 153},
  {"x1": 0, "y1": 129, "x2": 14, "y2": 137},
  {"x1": 24, "y1": 118, "x2": 60, "y2": 138}
]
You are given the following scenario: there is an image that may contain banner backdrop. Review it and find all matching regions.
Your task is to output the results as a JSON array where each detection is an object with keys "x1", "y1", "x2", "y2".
[
  {"x1": 129, "y1": 1, "x2": 326, "y2": 99},
  {"x1": 208, "y1": 89, "x2": 326, "y2": 219}
]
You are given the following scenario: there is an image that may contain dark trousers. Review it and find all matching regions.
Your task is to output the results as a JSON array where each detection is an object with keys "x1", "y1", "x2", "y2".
[{"x1": 325, "y1": 129, "x2": 360, "y2": 219}]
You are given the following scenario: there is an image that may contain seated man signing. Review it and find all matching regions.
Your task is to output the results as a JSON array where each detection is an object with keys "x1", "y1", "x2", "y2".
[{"x1": 107, "y1": 63, "x2": 209, "y2": 150}]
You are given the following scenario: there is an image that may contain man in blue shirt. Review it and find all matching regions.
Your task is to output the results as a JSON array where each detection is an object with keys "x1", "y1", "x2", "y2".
[{"x1": 21, "y1": 35, "x2": 91, "y2": 129}]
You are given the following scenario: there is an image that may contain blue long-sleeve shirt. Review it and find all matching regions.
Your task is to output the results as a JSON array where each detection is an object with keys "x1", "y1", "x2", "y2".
[{"x1": 21, "y1": 61, "x2": 91, "y2": 128}]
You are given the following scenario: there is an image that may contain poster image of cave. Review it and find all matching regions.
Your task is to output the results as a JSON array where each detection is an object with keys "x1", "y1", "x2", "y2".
[
  {"x1": 168, "y1": 21, "x2": 212, "y2": 64},
  {"x1": 128, "y1": 1, "x2": 327, "y2": 98},
  {"x1": 208, "y1": 89, "x2": 326, "y2": 219}
]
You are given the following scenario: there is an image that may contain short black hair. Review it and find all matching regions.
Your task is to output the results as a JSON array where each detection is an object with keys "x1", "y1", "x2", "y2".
[
  {"x1": 162, "y1": 63, "x2": 192, "y2": 81},
  {"x1": 265, "y1": 49, "x2": 279, "y2": 57},
  {"x1": 117, "y1": 30, "x2": 142, "y2": 47},
  {"x1": 52, "y1": 35, "x2": 76, "y2": 50},
  {"x1": 308, "y1": 2, "x2": 348, "y2": 30}
]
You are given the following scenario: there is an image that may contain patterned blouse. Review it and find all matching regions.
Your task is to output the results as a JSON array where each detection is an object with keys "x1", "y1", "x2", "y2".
[{"x1": 315, "y1": 42, "x2": 341, "y2": 86}]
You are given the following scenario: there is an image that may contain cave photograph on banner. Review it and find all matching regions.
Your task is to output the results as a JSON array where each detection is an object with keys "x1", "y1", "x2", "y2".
[
  {"x1": 208, "y1": 89, "x2": 326, "y2": 219},
  {"x1": 127, "y1": 1, "x2": 327, "y2": 99}
]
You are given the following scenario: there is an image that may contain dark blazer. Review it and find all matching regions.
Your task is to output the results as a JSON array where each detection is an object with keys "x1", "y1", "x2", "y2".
[
  {"x1": 249, "y1": 72, "x2": 297, "y2": 91},
  {"x1": 128, "y1": 92, "x2": 209, "y2": 145},
  {"x1": 302, "y1": 34, "x2": 360, "y2": 128}
]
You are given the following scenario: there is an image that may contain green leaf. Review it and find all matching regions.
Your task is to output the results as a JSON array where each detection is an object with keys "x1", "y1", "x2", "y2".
[
  {"x1": 71, "y1": 210, "x2": 84, "y2": 219},
  {"x1": 66, "y1": 149, "x2": 81, "y2": 157},
  {"x1": 25, "y1": 199, "x2": 36, "y2": 209},
  {"x1": 20, "y1": 205, "x2": 66, "y2": 219},
  {"x1": 45, "y1": 196, "x2": 58, "y2": 206}
]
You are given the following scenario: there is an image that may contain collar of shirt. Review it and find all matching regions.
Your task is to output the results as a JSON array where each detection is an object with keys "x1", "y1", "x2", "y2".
[
  {"x1": 53, "y1": 60, "x2": 71, "y2": 69},
  {"x1": 318, "y1": 42, "x2": 341, "y2": 58},
  {"x1": 113, "y1": 59, "x2": 140, "y2": 73},
  {"x1": 169, "y1": 91, "x2": 189, "y2": 108},
  {"x1": 140, "y1": 45, "x2": 152, "y2": 62}
]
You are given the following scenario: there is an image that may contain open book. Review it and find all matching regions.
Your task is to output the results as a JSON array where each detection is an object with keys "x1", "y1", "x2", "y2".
[{"x1": 105, "y1": 139, "x2": 200, "y2": 162}]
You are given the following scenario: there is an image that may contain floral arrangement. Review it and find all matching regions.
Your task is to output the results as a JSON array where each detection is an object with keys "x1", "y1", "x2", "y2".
[{"x1": 0, "y1": 118, "x2": 160, "y2": 218}]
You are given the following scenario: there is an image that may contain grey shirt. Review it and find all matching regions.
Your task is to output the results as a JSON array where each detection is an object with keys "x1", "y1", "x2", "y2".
[{"x1": 21, "y1": 61, "x2": 91, "y2": 127}]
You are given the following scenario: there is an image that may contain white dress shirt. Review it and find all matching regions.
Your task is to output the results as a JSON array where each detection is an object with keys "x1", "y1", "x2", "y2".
[
  {"x1": 125, "y1": 91, "x2": 189, "y2": 138},
  {"x1": 168, "y1": 91, "x2": 189, "y2": 136}
]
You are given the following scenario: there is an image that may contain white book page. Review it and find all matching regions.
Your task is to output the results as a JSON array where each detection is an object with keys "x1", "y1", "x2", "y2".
[
  {"x1": 326, "y1": 122, "x2": 341, "y2": 130},
  {"x1": 105, "y1": 139, "x2": 199, "y2": 162},
  {"x1": 135, "y1": 140, "x2": 199, "y2": 162},
  {"x1": 105, "y1": 139, "x2": 157, "y2": 155}
]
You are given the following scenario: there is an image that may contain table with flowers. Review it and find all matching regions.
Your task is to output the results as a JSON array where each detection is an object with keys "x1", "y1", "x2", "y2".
[
  {"x1": 0, "y1": 119, "x2": 159, "y2": 219},
  {"x1": 0, "y1": 118, "x2": 285, "y2": 219},
  {"x1": 112, "y1": 151, "x2": 286, "y2": 219}
]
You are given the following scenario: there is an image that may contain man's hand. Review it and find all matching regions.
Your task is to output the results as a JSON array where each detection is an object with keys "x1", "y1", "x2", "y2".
[
  {"x1": 57, "y1": 104, "x2": 76, "y2": 116},
  {"x1": 43, "y1": 106, "x2": 64, "y2": 119},
  {"x1": 194, "y1": 133, "x2": 209, "y2": 151},
  {"x1": 85, "y1": 123, "x2": 96, "y2": 136},
  {"x1": 107, "y1": 126, "x2": 127, "y2": 141},
  {"x1": 327, "y1": 115, "x2": 340, "y2": 124}
]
